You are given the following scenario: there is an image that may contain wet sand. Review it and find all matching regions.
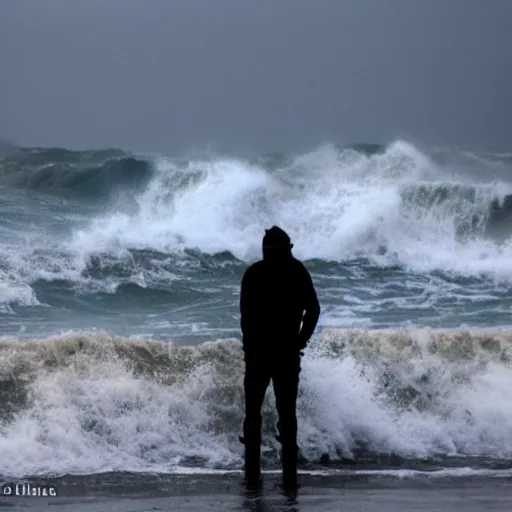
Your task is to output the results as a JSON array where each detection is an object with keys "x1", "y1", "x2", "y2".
[{"x1": 1, "y1": 472, "x2": 512, "y2": 512}]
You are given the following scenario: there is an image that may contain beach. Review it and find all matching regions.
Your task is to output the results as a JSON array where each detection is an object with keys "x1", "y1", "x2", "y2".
[
  {"x1": 2, "y1": 471, "x2": 512, "y2": 511},
  {"x1": 1, "y1": 141, "x2": 512, "y2": 510}
]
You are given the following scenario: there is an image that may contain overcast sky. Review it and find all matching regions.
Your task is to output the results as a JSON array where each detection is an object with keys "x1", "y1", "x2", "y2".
[{"x1": 1, "y1": 0, "x2": 511, "y2": 154}]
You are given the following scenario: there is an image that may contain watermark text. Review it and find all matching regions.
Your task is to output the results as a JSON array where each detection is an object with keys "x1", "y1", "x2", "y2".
[{"x1": 1, "y1": 483, "x2": 58, "y2": 497}]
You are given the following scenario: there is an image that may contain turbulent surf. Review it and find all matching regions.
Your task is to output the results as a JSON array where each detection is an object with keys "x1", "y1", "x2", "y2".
[
  {"x1": 1, "y1": 328, "x2": 512, "y2": 477},
  {"x1": 1, "y1": 140, "x2": 512, "y2": 478}
]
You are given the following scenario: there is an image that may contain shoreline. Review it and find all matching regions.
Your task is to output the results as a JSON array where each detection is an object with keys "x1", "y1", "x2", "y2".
[{"x1": 1, "y1": 472, "x2": 512, "y2": 512}]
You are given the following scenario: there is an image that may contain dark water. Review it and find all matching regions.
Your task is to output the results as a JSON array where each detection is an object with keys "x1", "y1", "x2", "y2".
[
  {"x1": 1, "y1": 141, "x2": 512, "y2": 338},
  {"x1": 1, "y1": 141, "x2": 512, "y2": 494}
]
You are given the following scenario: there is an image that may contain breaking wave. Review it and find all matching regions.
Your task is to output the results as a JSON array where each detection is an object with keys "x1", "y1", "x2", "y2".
[
  {"x1": 1, "y1": 140, "x2": 512, "y2": 323},
  {"x1": 1, "y1": 328, "x2": 512, "y2": 477},
  {"x1": 51, "y1": 141, "x2": 512, "y2": 277}
]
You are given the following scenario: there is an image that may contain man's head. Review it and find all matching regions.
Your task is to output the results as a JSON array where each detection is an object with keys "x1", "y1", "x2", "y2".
[{"x1": 262, "y1": 226, "x2": 293, "y2": 260}]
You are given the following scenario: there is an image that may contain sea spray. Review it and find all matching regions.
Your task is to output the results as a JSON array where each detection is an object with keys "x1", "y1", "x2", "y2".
[{"x1": 1, "y1": 328, "x2": 512, "y2": 477}]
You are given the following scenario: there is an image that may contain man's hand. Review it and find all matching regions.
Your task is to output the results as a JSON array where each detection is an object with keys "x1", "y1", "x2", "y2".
[{"x1": 296, "y1": 333, "x2": 308, "y2": 353}]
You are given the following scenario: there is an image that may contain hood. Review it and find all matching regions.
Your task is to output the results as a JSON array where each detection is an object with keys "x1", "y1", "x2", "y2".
[{"x1": 262, "y1": 226, "x2": 294, "y2": 262}]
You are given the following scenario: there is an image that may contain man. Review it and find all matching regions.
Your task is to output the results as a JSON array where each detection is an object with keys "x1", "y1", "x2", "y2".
[{"x1": 239, "y1": 226, "x2": 321, "y2": 489}]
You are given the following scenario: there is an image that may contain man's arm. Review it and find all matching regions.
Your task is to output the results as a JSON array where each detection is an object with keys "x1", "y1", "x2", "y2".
[{"x1": 298, "y1": 265, "x2": 321, "y2": 349}]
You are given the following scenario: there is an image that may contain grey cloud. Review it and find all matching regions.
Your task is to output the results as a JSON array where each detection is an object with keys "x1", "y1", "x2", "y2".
[{"x1": 1, "y1": 0, "x2": 511, "y2": 154}]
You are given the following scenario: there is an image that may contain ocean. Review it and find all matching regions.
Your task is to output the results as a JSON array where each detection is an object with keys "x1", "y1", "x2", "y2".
[{"x1": 1, "y1": 140, "x2": 512, "y2": 511}]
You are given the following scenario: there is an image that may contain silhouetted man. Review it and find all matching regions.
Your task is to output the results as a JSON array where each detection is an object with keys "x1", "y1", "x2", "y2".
[{"x1": 239, "y1": 226, "x2": 321, "y2": 489}]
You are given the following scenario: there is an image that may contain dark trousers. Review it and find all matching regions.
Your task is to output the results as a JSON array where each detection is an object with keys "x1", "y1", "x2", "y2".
[{"x1": 242, "y1": 351, "x2": 301, "y2": 485}]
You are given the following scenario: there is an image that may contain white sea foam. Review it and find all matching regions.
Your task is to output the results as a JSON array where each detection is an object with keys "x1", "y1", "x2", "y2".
[
  {"x1": 67, "y1": 140, "x2": 512, "y2": 280},
  {"x1": 1, "y1": 140, "x2": 512, "y2": 312},
  {"x1": 1, "y1": 328, "x2": 512, "y2": 477}
]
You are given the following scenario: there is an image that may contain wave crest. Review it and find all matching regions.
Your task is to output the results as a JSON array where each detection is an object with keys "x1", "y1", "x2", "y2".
[
  {"x1": 64, "y1": 140, "x2": 512, "y2": 279},
  {"x1": 1, "y1": 328, "x2": 512, "y2": 477}
]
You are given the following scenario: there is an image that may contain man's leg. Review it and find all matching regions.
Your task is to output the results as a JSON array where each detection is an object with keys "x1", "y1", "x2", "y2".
[
  {"x1": 242, "y1": 360, "x2": 271, "y2": 484},
  {"x1": 272, "y1": 354, "x2": 301, "y2": 489}
]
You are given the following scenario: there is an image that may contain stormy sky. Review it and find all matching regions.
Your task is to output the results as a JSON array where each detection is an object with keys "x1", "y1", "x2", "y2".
[{"x1": 1, "y1": 0, "x2": 511, "y2": 154}]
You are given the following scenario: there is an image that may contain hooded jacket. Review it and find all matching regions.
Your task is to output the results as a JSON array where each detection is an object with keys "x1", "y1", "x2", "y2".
[{"x1": 239, "y1": 227, "x2": 321, "y2": 356}]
